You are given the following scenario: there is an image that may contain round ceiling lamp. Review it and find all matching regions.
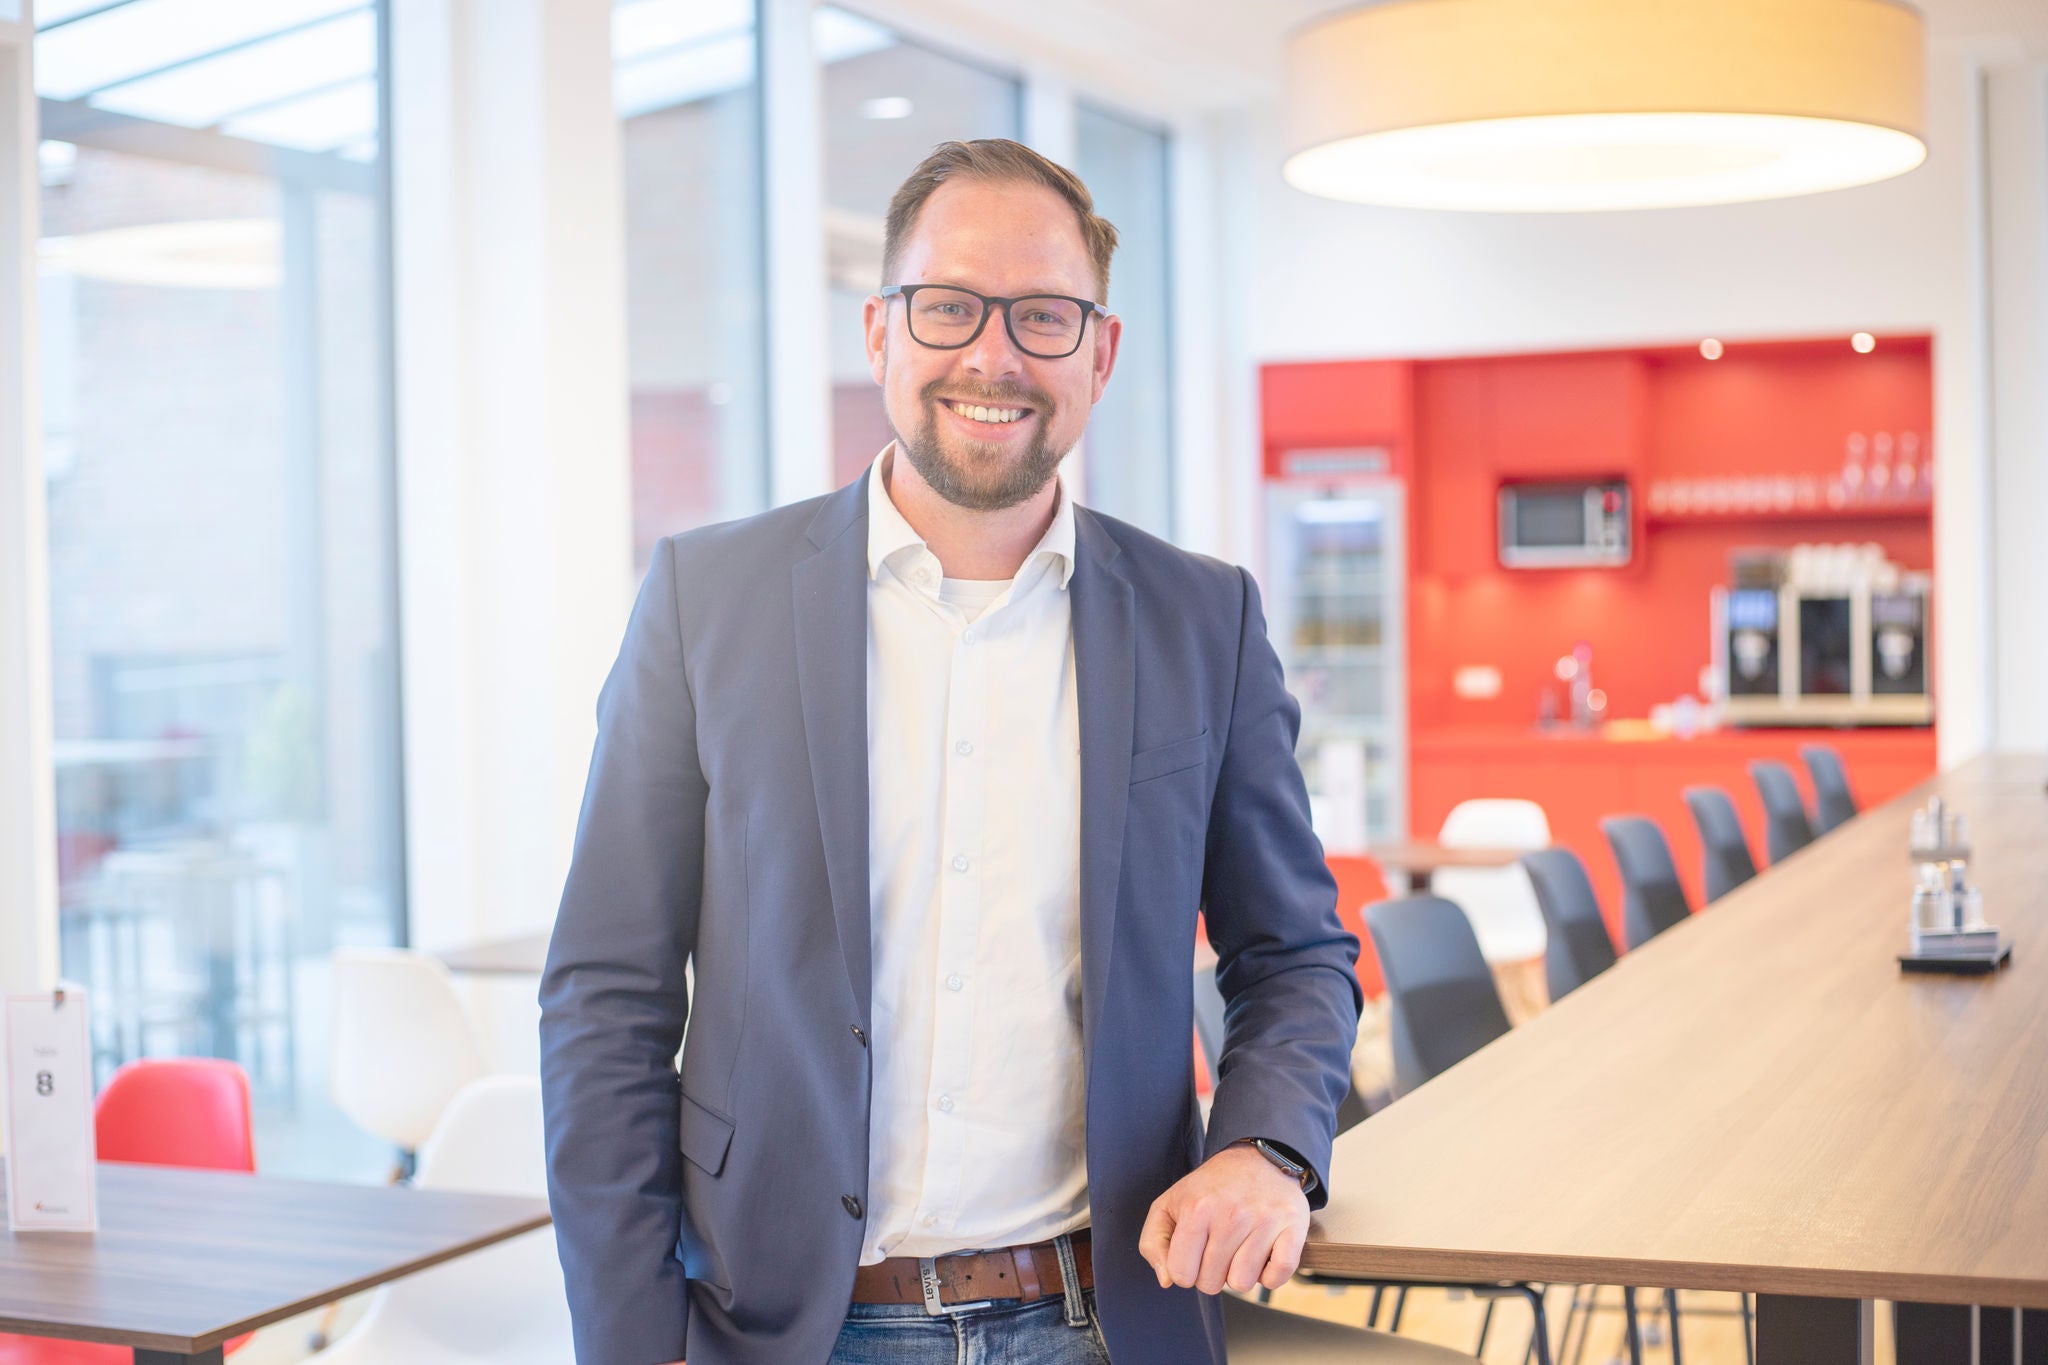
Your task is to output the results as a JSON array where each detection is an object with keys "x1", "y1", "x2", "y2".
[{"x1": 1283, "y1": 0, "x2": 1927, "y2": 212}]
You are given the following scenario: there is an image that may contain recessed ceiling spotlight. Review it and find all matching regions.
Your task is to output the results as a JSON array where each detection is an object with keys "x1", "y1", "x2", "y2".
[
  {"x1": 1852, "y1": 332, "x2": 1877, "y2": 353},
  {"x1": 1700, "y1": 338, "x2": 1724, "y2": 361},
  {"x1": 861, "y1": 97, "x2": 913, "y2": 120}
]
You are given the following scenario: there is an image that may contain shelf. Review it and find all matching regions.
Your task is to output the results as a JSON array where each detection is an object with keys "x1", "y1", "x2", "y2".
[{"x1": 1645, "y1": 498, "x2": 1931, "y2": 527}]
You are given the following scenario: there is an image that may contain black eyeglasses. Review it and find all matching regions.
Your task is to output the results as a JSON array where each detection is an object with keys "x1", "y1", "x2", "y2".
[{"x1": 880, "y1": 284, "x2": 1106, "y2": 360}]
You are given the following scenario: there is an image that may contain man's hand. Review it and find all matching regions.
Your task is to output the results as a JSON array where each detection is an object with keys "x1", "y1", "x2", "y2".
[{"x1": 1137, "y1": 1141, "x2": 1311, "y2": 1295}]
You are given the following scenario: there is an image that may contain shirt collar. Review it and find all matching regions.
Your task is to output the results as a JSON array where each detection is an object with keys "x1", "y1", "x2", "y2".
[{"x1": 865, "y1": 443, "x2": 1076, "y2": 590}]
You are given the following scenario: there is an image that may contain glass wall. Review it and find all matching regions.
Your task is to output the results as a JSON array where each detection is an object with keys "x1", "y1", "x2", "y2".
[
  {"x1": 614, "y1": 0, "x2": 768, "y2": 574},
  {"x1": 35, "y1": 0, "x2": 401, "y2": 1179},
  {"x1": 816, "y1": 6, "x2": 1021, "y2": 488},
  {"x1": 1074, "y1": 102, "x2": 1174, "y2": 538}
]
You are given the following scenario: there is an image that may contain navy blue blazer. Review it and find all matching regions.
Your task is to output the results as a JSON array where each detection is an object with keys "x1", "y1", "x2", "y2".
[{"x1": 538, "y1": 471, "x2": 1362, "y2": 1365}]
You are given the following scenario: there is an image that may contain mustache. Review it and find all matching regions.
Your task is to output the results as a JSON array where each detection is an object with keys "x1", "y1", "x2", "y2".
[{"x1": 921, "y1": 378, "x2": 1051, "y2": 411}]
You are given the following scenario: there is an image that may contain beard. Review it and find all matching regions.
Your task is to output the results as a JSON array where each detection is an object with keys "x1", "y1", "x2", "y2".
[{"x1": 891, "y1": 374, "x2": 1067, "y2": 513}]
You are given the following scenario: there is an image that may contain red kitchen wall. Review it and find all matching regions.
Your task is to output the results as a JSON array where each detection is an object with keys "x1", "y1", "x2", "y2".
[
  {"x1": 1262, "y1": 338, "x2": 1938, "y2": 936},
  {"x1": 1409, "y1": 336, "x2": 1933, "y2": 729}
]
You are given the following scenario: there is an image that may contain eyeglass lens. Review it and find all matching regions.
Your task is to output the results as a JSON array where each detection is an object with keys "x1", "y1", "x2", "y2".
[{"x1": 904, "y1": 287, "x2": 1086, "y2": 357}]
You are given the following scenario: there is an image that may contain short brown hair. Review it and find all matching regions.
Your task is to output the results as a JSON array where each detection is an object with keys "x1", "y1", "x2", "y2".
[{"x1": 882, "y1": 138, "x2": 1119, "y2": 301}]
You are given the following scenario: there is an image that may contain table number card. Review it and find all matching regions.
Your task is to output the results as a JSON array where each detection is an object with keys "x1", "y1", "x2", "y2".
[{"x1": 4, "y1": 985, "x2": 98, "y2": 1232}]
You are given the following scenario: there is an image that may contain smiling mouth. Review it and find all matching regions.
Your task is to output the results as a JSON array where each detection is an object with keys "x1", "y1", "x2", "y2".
[{"x1": 939, "y1": 397, "x2": 1034, "y2": 426}]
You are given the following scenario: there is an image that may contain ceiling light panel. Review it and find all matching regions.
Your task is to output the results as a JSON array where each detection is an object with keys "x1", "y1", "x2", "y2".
[
  {"x1": 220, "y1": 77, "x2": 376, "y2": 153},
  {"x1": 88, "y1": 8, "x2": 376, "y2": 130},
  {"x1": 35, "y1": 0, "x2": 364, "y2": 101}
]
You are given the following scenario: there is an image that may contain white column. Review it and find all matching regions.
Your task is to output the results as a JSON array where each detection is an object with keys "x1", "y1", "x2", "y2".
[
  {"x1": 1933, "y1": 44, "x2": 2048, "y2": 765},
  {"x1": 762, "y1": 0, "x2": 832, "y2": 506},
  {"x1": 1167, "y1": 117, "x2": 1225, "y2": 558},
  {"x1": 388, "y1": 0, "x2": 631, "y2": 1017},
  {"x1": 1981, "y1": 58, "x2": 2048, "y2": 753},
  {"x1": 0, "y1": 6, "x2": 59, "y2": 995}
]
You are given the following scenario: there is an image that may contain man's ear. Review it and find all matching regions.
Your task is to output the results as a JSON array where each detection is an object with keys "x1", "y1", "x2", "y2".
[
  {"x1": 863, "y1": 294, "x2": 889, "y2": 386},
  {"x1": 1089, "y1": 311, "x2": 1123, "y2": 405}
]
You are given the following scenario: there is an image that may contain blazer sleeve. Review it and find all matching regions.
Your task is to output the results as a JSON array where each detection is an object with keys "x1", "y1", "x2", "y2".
[
  {"x1": 538, "y1": 534, "x2": 703, "y2": 1365},
  {"x1": 1199, "y1": 566, "x2": 1364, "y2": 1209}
]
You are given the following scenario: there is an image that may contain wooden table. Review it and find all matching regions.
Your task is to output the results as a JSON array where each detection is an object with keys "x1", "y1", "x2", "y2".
[
  {"x1": 1310, "y1": 753, "x2": 2048, "y2": 1362},
  {"x1": 0, "y1": 1161, "x2": 551, "y2": 1363},
  {"x1": 1364, "y1": 840, "x2": 1530, "y2": 893},
  {"x1": 434, "y1": 930, "x2": 549, "y2": 976}
]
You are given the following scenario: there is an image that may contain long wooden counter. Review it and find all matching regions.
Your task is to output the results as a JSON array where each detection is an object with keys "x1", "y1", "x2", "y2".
[{"x1": 1309, "y1": 752, "x2": 2048, "y2": 1360}]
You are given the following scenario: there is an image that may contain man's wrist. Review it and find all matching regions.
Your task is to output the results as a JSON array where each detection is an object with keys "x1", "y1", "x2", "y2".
[{"x1": 1233, "y1": 1137, "x2": 1316, "y2": 1194}]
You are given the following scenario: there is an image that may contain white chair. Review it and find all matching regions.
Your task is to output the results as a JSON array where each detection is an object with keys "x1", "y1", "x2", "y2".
[
  {"x1": 330, "y1": 948, "x2": 490, "y2": 1158},
  {"x1": 1430, "y1": 799, "x2": 1551, "y2": 964},
  {"x1": 308, "y1": 1076, "x2": 572, "y2": 1365}
]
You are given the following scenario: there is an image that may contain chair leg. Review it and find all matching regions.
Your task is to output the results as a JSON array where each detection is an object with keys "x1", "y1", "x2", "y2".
[
  {"x1": 1516, "y1": 1283, "x2": 1554, "y2": 1365},
  {"x1": 1665, "y1": 1288, "x2": 1683, "y2": 1365},
  {"x1": 1623, "y1": 1287, "x2": 1644, "y2": 1365},
  {"x1": 1367, "y1": 1285, "x2": 1385, "y2": 1327},
  {"x1": 1741, "y1": 1293, "x2": 1754, "y2": 1365},
  {"x1": 1559, "y1": 1285, "x2": 1588, "y2": 1365},
  {"x1": 1389, "y1": 1285, "x2": 1410, "y2": 1332},
  {"x1": 1477, "y1": 1297, "x2": 1498, "y2": 1355}
]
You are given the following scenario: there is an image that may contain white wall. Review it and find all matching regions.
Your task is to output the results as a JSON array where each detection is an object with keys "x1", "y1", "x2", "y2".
[
  {"x1": 0, "y1": 6, "x2": 58, "y2": 994},
  {"x1": 1243, "y1": 38, "x2": 2048, "y2": 765},
  {"x1": 390, "y1": 0, "x2": 632, "y2": 1064}
]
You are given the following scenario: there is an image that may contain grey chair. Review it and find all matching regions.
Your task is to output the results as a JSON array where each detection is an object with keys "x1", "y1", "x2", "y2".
[
  {"x1": 1520, "y1": 847, "x2": 1618, "y2": 1002},
  {"x1": 1221, "y1": 1292, "x2": 1480, "y2": 1362},
  {"x1": 1683, "y1": 785, "x2": 1759, "y2": 902},
  {"x1": 1749, "y1": 760, "x2": 1816, "y2": 863},
  {"x1": 1600, "y1": 817, "x2": 1694, "y2": 950},
  {"x1": 1365, "y1": 895, "x2": 1513, "y2": 1100},
  {"x1": 1800, "y1": 744, "x2": 1859, "y2": 833}
]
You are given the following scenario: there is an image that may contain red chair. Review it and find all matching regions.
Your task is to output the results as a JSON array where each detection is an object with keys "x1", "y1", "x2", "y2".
[{"x1": 0, "y1": 1059, "x2": 257, "y2": 1364}]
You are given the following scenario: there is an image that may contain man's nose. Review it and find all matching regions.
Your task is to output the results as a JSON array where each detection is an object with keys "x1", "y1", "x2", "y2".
[{"x1": 959, "y1": 303, "x2": 1027, "y2": 380}]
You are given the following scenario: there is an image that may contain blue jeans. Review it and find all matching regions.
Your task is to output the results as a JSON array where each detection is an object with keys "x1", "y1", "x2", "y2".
[{"x1": 828, "y1": 1287, "x2": 1113, "y2": 1364}]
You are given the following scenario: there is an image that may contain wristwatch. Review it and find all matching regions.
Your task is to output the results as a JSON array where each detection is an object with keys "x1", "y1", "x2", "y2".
[{"x1": 1244, "y1": 1137, "x2": 1315, "y2": 1193}]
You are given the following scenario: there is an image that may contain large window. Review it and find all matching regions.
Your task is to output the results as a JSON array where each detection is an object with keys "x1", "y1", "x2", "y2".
[
  {"x1": 615, "y1": 0, "x2": 767, "y2": 573},
  {"x1": 817, "y1": 6, "x2": 1021, "y2": 487},
  {"x1": 36, "y1": 0, "x2": 400, "y2": 1179},
  {"x1": 1074, "y1": 102, "x2": 1173, "y2": 538}
]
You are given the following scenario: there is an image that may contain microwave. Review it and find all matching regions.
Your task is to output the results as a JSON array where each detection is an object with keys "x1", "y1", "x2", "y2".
[{"x1": 1498, "y1": 479, "x2": 1632, "y2": 569}]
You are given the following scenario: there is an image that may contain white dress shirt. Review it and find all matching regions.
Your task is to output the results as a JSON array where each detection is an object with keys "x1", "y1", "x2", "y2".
[{"x1": 859, "y1": 445, "x2": 1090, "y2": 1263}]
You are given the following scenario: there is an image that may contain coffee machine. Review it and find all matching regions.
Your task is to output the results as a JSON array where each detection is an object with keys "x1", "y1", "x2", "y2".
[{"x1": 1714, "y1": 545, "x2": 1932, "y2": 726}]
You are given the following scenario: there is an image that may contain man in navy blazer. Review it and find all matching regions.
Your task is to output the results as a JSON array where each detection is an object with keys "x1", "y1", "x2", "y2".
[{"x1": 539, "y1": 139, "x2": 1361, "y2": 1365}]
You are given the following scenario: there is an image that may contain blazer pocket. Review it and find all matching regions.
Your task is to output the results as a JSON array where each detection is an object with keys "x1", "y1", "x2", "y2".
[
  {"x1": 1129, "y1": 729, "x2": 1209, "y2": 785},
  {"x1": 678, "y1": 1090, "x2": 736, "y2": 1177}
]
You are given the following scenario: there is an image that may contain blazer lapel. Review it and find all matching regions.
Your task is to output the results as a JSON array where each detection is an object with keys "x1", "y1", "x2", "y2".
[
  {"x1": 792, "y1": 476, "x2": 874, "y2": 1026},
  {"x1": 1070, "y1": 508, "x2": 1135, "y2": 1072}
]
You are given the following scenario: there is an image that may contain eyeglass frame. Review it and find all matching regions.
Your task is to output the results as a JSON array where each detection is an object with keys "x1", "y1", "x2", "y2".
[{"x1": 878, "y1": 283, "x2": 1108, "y2": 360}]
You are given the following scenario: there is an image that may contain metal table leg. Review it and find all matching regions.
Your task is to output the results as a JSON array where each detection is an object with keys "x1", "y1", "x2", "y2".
[{"x1": 1754, "y1": 1294, "x2": 1871, "y2": 1365}]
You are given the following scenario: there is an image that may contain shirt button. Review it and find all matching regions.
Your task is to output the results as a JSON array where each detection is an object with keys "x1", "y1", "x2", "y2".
[
  {"x1": 951, "y1": 855, "x2": 969, "y2": 873},
  {"x1": 955, "y1": 740, "x2": 973, "y2": 757},
  {"x1": 962, "y1": 628, "x2": 977, "y2": 644},
  {"x1": 936, "y1": 1095, "x2": 954, "y2": 1113},
  {"x1": 842, "y1": 1195, "x2": 864, "y2": 1220},
  {"x1": 922, "y1": 1214, "x2": 938, "y2": 1227},
  {"x1": 946, "y1": 974, "x2": 963, "y2": 991}
]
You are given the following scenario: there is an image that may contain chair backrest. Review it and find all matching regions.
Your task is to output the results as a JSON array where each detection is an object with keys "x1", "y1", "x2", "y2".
[
  {"x1": 1800, "y1": 744, "x2": 1858, "y2": 833},
  {"x1": 1600, "y1": 816, "x2": 1693, "y2": 950},
  {"x1": 95, "y1": 1057, "x2": 255, "y2": 1171},
  {"x1": 318, "y1": 1077, "x2": 572, "y2": 1365},
  {"x1": 1749, "y1": 760, "x2": 1817, "y2": 863},
  {"x1": 1364, "y1": 896, "x2": 1512, "y2": 1099},
  {"x1": 1519, "y1": 847, "x2": 1618, "y2": 1002},
  {"x1": 330, "y1": 948, "x2": 489, "y2": 1152},
  {"x1": 1683, "y1": 785, "x2": 1760, "y2": 902},
  {"x1": 1193, "y1": 965, "x2": 1370, "y2": 1135},
  {"x1": 1438, "y1": 798, "x2": 1552, "y2": 849}
]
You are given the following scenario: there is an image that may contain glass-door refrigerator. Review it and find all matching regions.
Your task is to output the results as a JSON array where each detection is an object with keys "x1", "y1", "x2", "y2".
[{"x1": 1263, "y1": 473, "x2": 1406, "y2": 855}]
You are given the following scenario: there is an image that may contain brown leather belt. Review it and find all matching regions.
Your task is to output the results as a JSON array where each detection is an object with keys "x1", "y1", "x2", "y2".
[{"x1": 850, "y1": 1229, "x2": 1093, "y2": 1311}]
